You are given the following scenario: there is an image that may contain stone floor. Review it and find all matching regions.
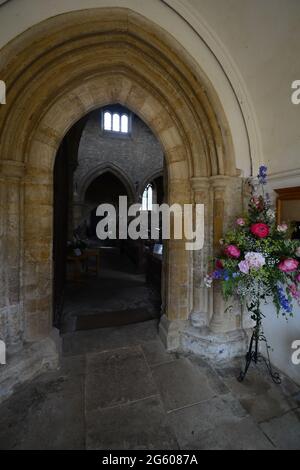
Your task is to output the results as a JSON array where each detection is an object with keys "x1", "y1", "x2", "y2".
[
  {"x1": 0, "y1": 319, "x2": 300, "y2": 450},
  {"x1": 62, "y1": 247, "x2": 160, "y2": 333}
]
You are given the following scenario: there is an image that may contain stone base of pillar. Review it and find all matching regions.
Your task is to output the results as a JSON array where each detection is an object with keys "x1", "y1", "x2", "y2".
[
  {"x1": 189, "y1": 310, "x2": 208, "y2": 328},
  {"x1": 159, "y1": 314, "x2": 187, "y2": 351},
  {"x1": 181, "y1": 325, "x2": 248, "y2": 362},
  {"x1": 0, "y1": 328, "x2": 61, "y2": 404}
]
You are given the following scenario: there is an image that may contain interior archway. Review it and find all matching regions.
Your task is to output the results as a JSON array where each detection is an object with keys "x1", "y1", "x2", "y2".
[{"x1": 0, "y1": 8, "x2": 249, "y2": 366}]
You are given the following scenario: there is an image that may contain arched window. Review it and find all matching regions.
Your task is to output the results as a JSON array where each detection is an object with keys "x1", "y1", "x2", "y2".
[
  {"x1": 121, "y1": 114, "x2": 129, "y2": 133},
  {"x1": 102, "y1": 109, "x2": 130, "y2": 134},
  {"x1": 142, "y1": 184, "x2": 153, "y2": 211},
  {"x1": 104, "y1": 111, "x2": 112, "y2": 131},
  {"x1": 112, "y1": 113, "x2": 120, "y2": 132}
]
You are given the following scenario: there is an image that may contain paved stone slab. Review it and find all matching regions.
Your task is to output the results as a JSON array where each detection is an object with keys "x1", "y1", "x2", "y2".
[
  {"x1": 86, "y1": 396, "x2": 178, "y2": 450},
  {"x1": 167, "y1": 394, "x2": 274, "y2": 450},
  {"x1": 141, "y1": 339, "x2": 176, "y2": 366},
  {"x1": 1, "y1": 323, "x2": 299, "y2": 450},
  {"x1": 151, "y1": 357, "x2": 216, "y2": 412},
  {"x1": 63, "y1": 320, "x2": 158, "y2": 356},
  {"x1": 85, "y1": 346, "x2": 158, "y2": 411},
  {"x1": 0, "y1": 370, "x2": 85, "y2": 450},
  {"x1": 59, "y1": 354, "x2": 86, "y2": 377},
  {"x1": 219, "y1": 366, "x2": 298, "y2": 423},
  {"x1": 187, "y1": 355, "x2": 230, "y2": 396},
  {"x1": 260, "y1": 409, "x2": 300, "y2": 450}
]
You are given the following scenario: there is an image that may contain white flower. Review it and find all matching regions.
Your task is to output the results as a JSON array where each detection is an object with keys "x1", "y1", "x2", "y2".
[
  {"x1": 277, "y1": 223, "x2": 288, "y2": 233},
  {"x1": 266, "y1": 208, "x2": 275, "y2": 221},
  {"x1": 244, "y1": 252, "x2": 266, "y2": 270},
  {"x1": 204, "y1": 274, "x2": 213, "y2": 288}
]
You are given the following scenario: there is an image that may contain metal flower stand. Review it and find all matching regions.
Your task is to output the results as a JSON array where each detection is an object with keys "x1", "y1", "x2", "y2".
[{"x1": 238, "y1": 316, "x2": 281, "y2": 384}]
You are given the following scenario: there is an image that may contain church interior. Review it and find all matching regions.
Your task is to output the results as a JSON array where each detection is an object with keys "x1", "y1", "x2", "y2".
[{"x1": 0, "y1": 0, "x2": 299, "y2": 451}]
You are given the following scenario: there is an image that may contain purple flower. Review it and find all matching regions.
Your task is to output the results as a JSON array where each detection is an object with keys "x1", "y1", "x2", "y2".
[
  {"x1": 238, "y1": 260, "x2": 250, "y2": 274},
  {"x1": 212, "y1": 270, "x2": 223, "y2": 280},
  {"x1": 277, "y1": 285, "x2": 292, "y2": 314},
  {"x1": 258, "y1": 165, "x2": 268, "y2": 185}
]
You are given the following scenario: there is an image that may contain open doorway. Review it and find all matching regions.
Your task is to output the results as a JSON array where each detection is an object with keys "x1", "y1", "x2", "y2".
[{"x1": 53, "y1": 105, "x2": 165, "y2": 333}]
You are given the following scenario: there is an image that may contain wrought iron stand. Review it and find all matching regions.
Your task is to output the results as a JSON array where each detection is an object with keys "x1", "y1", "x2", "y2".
[{"x1": 238, "y1": 317, "x2": 281, "y2": 384}]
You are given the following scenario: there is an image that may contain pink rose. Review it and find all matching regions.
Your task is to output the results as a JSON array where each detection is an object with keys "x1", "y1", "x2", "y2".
[
  {"x1": 251, "y1": 196, "x2": 264, "y2": 211},
  {"x1": 224, "y1": 245, "x2": 241, "y2": 259},
  {"x1": 238, "y1": 260, "x2": 249, "y2": 274},
  {"x1": 289, "y1": 283, "x2": 300, "y2": 300},
  {"x1": 236, "y1": 218, "x2": 246, "y2": 227},
  {"x1": 295, "y1": 273, "x2": 300, "y2": 283},
  {"x1": 278, "y1": 258, "x2": 299, "y2": 273},
  {"x1": 250, "y1": 223, "x2": 270, "y2": 239}
]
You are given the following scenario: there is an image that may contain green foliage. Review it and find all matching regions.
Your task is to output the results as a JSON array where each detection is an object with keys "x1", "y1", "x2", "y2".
[{"x1": 205, "y1": 169, "x2": 300, "y2": 319}]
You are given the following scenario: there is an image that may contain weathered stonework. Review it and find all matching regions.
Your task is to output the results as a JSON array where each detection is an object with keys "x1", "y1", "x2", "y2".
[
  {"x1": 73, "y1": 110, "x2": 164, "y2": 227},
  {"x1": 0, "y1": 8, "x2": 247, "y2": 401}
]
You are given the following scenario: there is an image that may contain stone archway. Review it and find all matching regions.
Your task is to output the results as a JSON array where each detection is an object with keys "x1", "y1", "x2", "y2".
[
  {"x1": 78, "y1": 163, "x2": 136, "y2": 205},
  {"x1": 73, "y1": 162, "x2": 137, "y2": 229},
  {"x1": 0, "y1": 8, "x2": 249, "y2": 399}
]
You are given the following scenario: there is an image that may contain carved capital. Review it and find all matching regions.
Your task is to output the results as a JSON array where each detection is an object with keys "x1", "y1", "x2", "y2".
[{"x1": 190, "y1": 176, "x2": 210, "y2": 191}]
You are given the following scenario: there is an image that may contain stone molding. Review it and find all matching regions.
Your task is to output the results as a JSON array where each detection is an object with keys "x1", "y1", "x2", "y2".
[{"x1": 0, "y1": 160, "x2": 25, "y2": 179}]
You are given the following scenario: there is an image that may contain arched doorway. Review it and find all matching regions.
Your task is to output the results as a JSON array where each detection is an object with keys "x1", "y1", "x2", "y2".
[
  {"x1": 53, "y1": 104, "x2": 165, "y2": 333},
  {"x1": 0, "y1": 9, "x2": 251, "y2": 395}
]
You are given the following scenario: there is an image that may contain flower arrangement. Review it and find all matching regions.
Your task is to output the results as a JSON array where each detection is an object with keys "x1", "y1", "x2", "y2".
[{"x1": 205, "y1": 165, "x2": 300, "y2": 322}]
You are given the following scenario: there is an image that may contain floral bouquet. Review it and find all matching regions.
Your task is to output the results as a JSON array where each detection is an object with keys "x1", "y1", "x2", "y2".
[{"x1": 205, "y1": 166, "x2": 300, "y2": 326}]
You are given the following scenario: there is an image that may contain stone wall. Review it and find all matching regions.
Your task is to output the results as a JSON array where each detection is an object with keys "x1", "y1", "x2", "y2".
[
  {"x1": 73, "y1": 109, "x2": 164, "y2": 228},
  {"x1": 0, "y1": 8, "x2": 247, "y2": 401}
]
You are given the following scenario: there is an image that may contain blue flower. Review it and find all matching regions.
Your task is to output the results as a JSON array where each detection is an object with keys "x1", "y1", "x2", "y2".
[
  {"x1": 232, "y1": 272, "x2": 240, "y2": 278},
  {"x1": 277, "y1": 285, "x2": 292, "y2": 314},
  {"x1": 212, "y1": 270, "x2": 223, "y2": 280},
  {"x1": 258, "y1": 165, "x2": 268, "y2": 185}
]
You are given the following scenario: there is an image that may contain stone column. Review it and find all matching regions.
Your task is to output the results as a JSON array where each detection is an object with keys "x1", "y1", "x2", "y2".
[
  {"x1": 0, "y1": 160, "x2": 61, "y2": 403},
  {"x1": 189, "y1": 177, "x2": 211, "y2": 328},
  {"x1": 23, "y1": 170, "x2": 54, "y2": 342},
  {"x1": 209, "y1": 176, "x2": 243, "y2": 334},
  {"x1": 159, "y1": 178, "x2": 191, "y2": 350},
  {"x1": 0, "y1": 160, "x2": 25, "y2": 353},
  {"x1": 182, "y1": 175, "x2": 248, "y2": 361}
]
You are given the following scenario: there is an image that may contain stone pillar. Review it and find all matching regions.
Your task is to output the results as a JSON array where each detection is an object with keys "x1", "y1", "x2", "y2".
[
  {"x1": 182, "y1": 175, "x2": 248, "y2": 361},
  {"x1": 209, "y1": 176, "x2": 243, "y2": 334},
  {"x1": 189, "y1": 177, "x2": 211, "y2": 328},
  {"x1": 0, "y1": 160, "x2": 61, "y2": 403},
  {"x1": 23, "y1": 171, "x2": 54, "y2": 342},
  {"x1": 0, "y1": 160, "x2": 25, "y2": 353},
  {"x1": 159, "y1": 178, "x2": 191, "y2": 350}
]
